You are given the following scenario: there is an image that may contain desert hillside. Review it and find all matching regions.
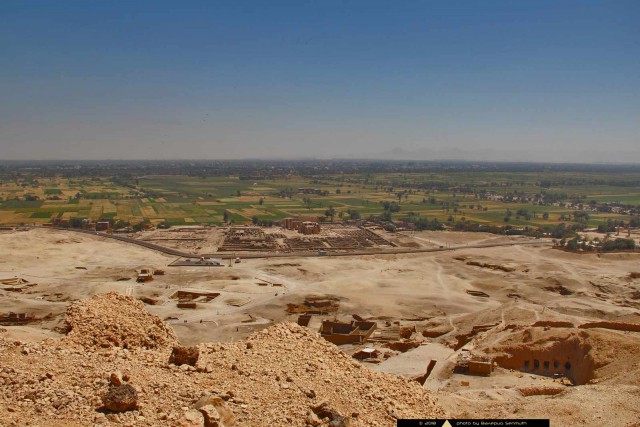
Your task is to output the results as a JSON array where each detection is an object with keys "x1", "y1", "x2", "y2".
[{"x1": 0, "y1": 292, "x2": 445, "y2": 426}]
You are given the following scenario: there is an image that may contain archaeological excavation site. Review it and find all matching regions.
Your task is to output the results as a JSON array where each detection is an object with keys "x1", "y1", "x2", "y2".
[{"x1": 1, "y1": 226, "x2": 639, "y2": 427}]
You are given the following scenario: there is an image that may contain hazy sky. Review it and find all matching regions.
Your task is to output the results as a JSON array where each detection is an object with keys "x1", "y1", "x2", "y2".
[{"x1": 1, "y1": 1, "x2": 639, "y2": 161}]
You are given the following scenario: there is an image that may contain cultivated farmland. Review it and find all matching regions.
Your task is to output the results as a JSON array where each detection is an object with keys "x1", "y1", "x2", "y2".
[{"x1": 1, "y1": 169, "x2": 639, "y2": 231}]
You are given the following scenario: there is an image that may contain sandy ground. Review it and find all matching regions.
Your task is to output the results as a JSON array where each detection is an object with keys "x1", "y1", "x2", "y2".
[{"x1": 1, "y1": 228, "x2": 639, "y2": 426}]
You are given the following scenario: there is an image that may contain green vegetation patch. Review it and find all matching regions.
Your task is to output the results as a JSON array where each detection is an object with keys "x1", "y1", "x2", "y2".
[
  {"x1": 30, "y1": 211, "x2": 55, "y2": 218},
  {"x1": 1, "y1": 200, "x2": 44, "y2": 209}
]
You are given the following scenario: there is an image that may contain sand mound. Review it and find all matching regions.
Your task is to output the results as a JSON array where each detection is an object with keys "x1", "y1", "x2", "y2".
[
  {"x1": 0, "y1": 293, "x2": 445, "y2": 426},
  {"x1": 64, "y1": 292, "x2": 178, "y2": 349}
]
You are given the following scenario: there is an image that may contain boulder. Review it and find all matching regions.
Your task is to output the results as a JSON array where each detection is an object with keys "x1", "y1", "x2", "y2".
[
  {"x1": 109, "y1": 371, "x2": 124, "y2": 386},
  {"x1": 102, "y1": 384, "x2": 137, "y2": 412},
  {"x1": 311, "y1": 402, "x2": 350, "y2": 427},
  {"x1": 194, "y1": 395, "x2": 236, "y2": 426},
  {"x1": 200, "y1": 405, "x2": 222, "y2": 427},
  {"x1": 179, "y1": 409, "x2": 204, "y2": 427},
  {"x1": 169, "y1": 345, "x2": 199, "y2": 366},
  {"x1": 306, "y1": 410, "x2": 322, "y2": 426}
]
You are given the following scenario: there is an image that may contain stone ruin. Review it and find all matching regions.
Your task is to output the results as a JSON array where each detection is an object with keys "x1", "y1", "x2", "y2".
[{"x1": 319, "y1": 319, "x2": 377, "y2": 345}]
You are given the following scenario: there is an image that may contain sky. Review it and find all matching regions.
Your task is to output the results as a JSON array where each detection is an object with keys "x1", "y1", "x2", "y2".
[{"x1": 1, "y1": 0, "x2": 639, "y2": 162}]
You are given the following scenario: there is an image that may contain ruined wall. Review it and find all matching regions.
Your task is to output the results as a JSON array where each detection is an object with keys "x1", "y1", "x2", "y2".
[
  {"x1": 579, "y1": 321, "x2": 640, "y2": 333},
  {"x1": 297, "y1": 315, "x2": 311, "y2": 327},
  {"x1": 319, "y1": 320, "x2": 377, "y2": 345},
  {"x1": 532, "y1": 321, "x2": 575, "y2": 328},
  {"x1": 468, "y1": 361, "x2": 493, "y2": 376},
  {"x1": 320, "y1": 332, "x2": 367, "y2": 345}
]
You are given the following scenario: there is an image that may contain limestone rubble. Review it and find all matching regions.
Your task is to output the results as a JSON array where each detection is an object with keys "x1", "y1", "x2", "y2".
[
  {"x1": 64, "y1": 292, "x2": 178, "y2": 350},
  {"x1": 0, "y1": 293, "x2": 445, "y2": 426}
]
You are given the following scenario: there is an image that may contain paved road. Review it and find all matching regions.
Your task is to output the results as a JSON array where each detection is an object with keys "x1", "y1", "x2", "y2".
[
  {"x1": 224, "y1": 239, "x2": 550, "y2": 259},
  {"x1": 23, "y1": 226, "x2": 551, "y2": 260}
]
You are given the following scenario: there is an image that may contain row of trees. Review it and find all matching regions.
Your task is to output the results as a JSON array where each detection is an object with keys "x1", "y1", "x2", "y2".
[{"x1": 560, "y1": 236, "x2": 636, "y2": 252}]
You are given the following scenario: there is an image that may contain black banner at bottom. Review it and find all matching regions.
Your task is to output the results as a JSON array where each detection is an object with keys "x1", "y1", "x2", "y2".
[{"x1": 397, "y1": 420, "x2": 550, "y2": 427}]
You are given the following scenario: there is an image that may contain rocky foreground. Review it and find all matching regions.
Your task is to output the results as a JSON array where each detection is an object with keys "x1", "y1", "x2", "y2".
[{"x1": 0, "y1": 292, "x2": 445, "y2": 426}]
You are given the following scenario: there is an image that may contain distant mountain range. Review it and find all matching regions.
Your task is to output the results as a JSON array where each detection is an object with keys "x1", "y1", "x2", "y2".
[{"x1": 341, "y1": 147, "x2": 640, "y2": 164}]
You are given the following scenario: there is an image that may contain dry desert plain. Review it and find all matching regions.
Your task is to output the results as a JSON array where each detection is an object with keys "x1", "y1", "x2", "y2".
[{"x1": 1, "y1": 227, "x2": 640, "y2": 426}]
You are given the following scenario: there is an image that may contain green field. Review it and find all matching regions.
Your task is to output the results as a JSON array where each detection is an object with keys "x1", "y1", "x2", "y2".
[{"x1": 0, "y1": 172, "x2": 638, "y2": 231}]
